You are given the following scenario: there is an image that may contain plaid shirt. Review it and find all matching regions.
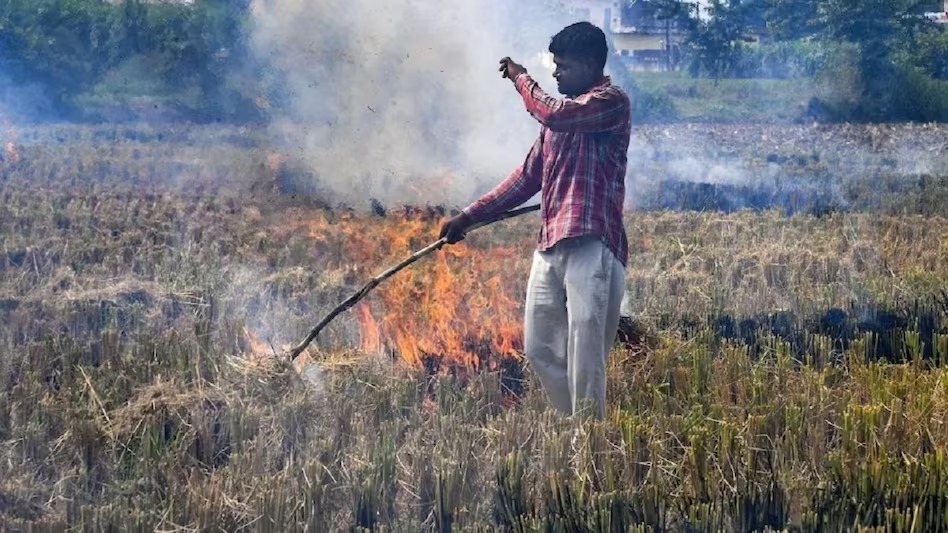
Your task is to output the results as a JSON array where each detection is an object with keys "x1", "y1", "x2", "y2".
[{"x1": 463, "y1": 74, "x2": 631, "y2": 266}]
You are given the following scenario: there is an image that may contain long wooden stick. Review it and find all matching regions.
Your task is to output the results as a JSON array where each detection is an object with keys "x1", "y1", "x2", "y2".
[{"x1": 287, "y1": 204, "x2": 541, "y2": 360}]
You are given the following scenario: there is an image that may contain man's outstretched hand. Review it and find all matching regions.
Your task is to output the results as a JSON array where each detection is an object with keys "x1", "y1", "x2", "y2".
[
  {"x1": 499, "y1": 57, "x2": 527, "y2": 82},
  {"x1": 439, "y1": 213, "x2": 472, "y2": 244}
]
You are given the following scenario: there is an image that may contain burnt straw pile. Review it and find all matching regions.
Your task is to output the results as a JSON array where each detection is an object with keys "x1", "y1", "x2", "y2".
[
  {"x1": 639, "y1": 174, "x2": 948, "y2": 216},
  {"x1": 657, "y1": 297, "x2": 948, "y2": 366}
]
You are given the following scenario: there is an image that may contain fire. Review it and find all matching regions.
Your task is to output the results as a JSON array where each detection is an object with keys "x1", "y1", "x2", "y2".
[
  {"x1": 355, "y1": 301, "x2": 382, "y2": 354},
  {"x1": 240, "y1": 329, "x2": 322, "y2": 383},
  {"x1": 266, "y1": 151, "x2": 283, "y2": 175},
  {"x1": 299, "y1": 206, "x2": 533, "y2": 369},
  {"x1": 242, "y1": 327, "x2": 273, "y2": 358},
  {"x1": 1, "y1": 110, "x2": 19, "y2": 164},
  {"x1": 4, "y1": 142, "x2": 18, "y2": 164}
]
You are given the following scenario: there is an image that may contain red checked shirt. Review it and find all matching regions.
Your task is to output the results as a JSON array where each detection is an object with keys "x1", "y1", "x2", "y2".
[{"x1": 462, "y1": 73, "x2": 632, "y2": 266}]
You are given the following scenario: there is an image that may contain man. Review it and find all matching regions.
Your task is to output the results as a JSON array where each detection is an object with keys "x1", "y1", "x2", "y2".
[{"x1": 439, "y1": 22, "x2": 631, "y2": 419}]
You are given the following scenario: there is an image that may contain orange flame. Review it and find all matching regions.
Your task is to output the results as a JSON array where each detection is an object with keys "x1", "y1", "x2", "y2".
[
  {"x1": 4, "y1": 142, "x2": 18, "y2": 164},
  {"x1": 242, "y1": 327, "x2": 272, "y2": 358},
  {"x1": 297, "y1": 206, "x2": 531, "y2": 369},
  {"x1": 266, "y1": 151, "x2": 283, "y2": 175},
  {"x1": 355, "y1": 301, "x2": 382, "y2": 354},
  {"x1": 1, "y1": 111, "x2": 19, "y2": 164}
]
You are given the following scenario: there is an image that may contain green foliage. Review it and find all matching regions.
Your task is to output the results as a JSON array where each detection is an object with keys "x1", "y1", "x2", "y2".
[
  {"x1": 889, "y1": 65, "x2": 948, "y2": 121},
  {"x1": 731, "y1": 39, "x2": 841, "y2": 78},
  {"x1": 685, "y1": 0, "x2": 751, "y2": 81},
  {"x1": 813, "y1": 2, "x2": 948, "y2": 120},
  {"x1": 817, "y1": 0, "x2": 914, "y2": 44},
  {"x1": 608, "y1": 61, "x2": 680, "y2": 123},
  {"x1": 677, "y1": 0, "x2": 829, "y2": 80},
  {"x1": 0, "y1": 0, "x2": 114, "y2": 109},
  {"x1": 903, "y1": 27, "x2": 948, "y2": 79},
  {"x1": 1, "y1": 0, "x2": 944, "y2": 123},
  {"x1": 0, "y1": 0, "x2": 260, "y2": 121},
  {"x1": 762, "y1": 0, "x2": 821, "y2": 40},
  {"x1": 665, "y1": 0, "x2": 948, "y2": 121}
]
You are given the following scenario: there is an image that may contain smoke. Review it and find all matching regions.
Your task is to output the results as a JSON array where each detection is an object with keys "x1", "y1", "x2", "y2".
[
  {"x1": 250, "y1": 0, "x2": 574, "y2": 208},
  {"x1": 623, "y1": 122, "x2": 948, "y2": 214},
  {"x1": 0, "y1": 72, "x2": 56, "y2": 124}
]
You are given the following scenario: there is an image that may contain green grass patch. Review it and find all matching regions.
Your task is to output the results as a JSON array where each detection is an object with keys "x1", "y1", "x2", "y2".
[{"x1": 630, "y1": 71, "x2": 816, "y2": 123}]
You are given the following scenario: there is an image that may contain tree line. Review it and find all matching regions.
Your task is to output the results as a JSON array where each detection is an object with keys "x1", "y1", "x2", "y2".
[
  {"x1": 1, "y1": 0, "x2": 946, "y2": 122},
  {"x1": 641, "y1": 0, "x2": 948, "y2": 120},
  {"x1": 0, "y1": 0, "x2": 272, "y2": 121}
]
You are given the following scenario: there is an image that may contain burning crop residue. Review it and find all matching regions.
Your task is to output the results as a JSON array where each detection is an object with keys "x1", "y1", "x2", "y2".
[
  {"x1": 1, "y1": 109, "x2": 19, "y2": 165},
  {"x1": 4, "y1": 141, "x2": 18, "y2": 164},
  {"x1": 295, "y1": 205, "x2": 534, "y2": 371}
]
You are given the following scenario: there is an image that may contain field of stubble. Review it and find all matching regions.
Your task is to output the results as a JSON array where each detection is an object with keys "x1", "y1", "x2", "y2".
[{"x1": 1, "y1": 122, "x2": 947, "y2": 531}]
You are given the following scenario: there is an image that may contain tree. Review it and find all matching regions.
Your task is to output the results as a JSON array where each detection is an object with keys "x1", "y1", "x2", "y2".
[
  {"x1": 762, "y1": 0, "x2": 820, "y2": 40},
  {"x1": 647, "y1": 0, "x2": 697, "y2": 70},
  {"x1": 685, "y1": 0, "x2": 748, "y2": 81},
  {"x1": 818, "y1": 0, "x2": 932, "y2": 118},
  {"x1": 0, "y1": 0, "x2": 113, "y2": 112},
  {"x1": 910, "y1": 28, "x2": 948, "y2": 80}
]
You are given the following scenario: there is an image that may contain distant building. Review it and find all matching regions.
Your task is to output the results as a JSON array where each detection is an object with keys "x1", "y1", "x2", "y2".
[
  {"x1": 924, "y1": 11, "x2": 948, "y2": 23},
  {"x1": 923, "y1": 0, "x2": 948, "y2": 23}
]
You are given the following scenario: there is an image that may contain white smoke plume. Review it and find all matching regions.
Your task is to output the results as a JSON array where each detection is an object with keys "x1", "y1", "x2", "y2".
[{"x1": 250, "y1": 0, "x2": 576, "y2": 208}]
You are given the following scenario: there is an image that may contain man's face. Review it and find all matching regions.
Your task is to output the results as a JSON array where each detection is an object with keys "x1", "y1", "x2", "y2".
[{"x1": 552, "y1": 54, "x2": 598, "y2": 98}]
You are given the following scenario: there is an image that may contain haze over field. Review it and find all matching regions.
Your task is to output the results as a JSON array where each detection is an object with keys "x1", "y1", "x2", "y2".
[
  {"x1": 1, "y1": 0, "x2": 944, "y2": 212},
  {"x1": 251, "y1": 0, "x2": 572, "y2": 207},
  {"x1": 247, "y1": 0, "x2": 948, "y2": 211}
]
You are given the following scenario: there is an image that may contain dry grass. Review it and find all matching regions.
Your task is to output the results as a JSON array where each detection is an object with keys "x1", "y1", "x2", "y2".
[
  {"x1": 3, "y1": 333, "x2": 946, "y2": 530},
  {"x1": 0, "y1": 123, "x2": 947, "y2": 530}
]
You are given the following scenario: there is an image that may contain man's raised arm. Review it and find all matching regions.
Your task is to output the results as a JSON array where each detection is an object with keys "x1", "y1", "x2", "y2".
[{"x1": 514, "y1": 73, "x2": 628, "y2": 134}]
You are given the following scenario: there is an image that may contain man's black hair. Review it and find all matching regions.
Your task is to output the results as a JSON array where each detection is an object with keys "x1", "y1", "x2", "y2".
[{"x1": 549, "y1": 22, "x2": 609, "y2": 70}]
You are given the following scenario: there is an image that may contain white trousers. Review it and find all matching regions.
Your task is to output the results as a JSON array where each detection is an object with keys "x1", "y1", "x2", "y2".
[{"x1": 524, "y1": 236, "x2": 626, "y2": 419}]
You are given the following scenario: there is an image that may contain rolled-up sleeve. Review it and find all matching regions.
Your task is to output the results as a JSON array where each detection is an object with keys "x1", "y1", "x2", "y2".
[{"x1": 514, "y1": 74, "x2": 628, "y2": 134}]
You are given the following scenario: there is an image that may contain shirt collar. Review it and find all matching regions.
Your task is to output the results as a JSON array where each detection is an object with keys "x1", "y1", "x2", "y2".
[{"x1": 583, "y1": 76, "x2": 611, "y2": 94}]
